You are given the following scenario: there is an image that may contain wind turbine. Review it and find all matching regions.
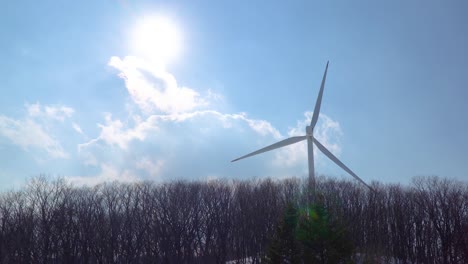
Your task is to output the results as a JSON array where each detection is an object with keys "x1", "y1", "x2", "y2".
[{"x1": 231, "y1": 62, "x2": 374, "y2": 198}]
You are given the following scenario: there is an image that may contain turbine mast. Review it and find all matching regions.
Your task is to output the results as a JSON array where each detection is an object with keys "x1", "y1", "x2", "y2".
[
  {"x1": 307, "y1": 61, "x2": 328, "y2": 203},
  {"x1": 306, "y1": 126, "x2": 315, "y2": 203}
]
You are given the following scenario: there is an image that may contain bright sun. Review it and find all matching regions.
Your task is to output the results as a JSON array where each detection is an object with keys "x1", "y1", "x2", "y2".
[{"x1": 131, "y1": 16, "x2": 182, "y2": 64}]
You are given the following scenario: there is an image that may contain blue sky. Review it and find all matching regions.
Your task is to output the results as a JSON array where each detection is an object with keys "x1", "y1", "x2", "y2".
[{"x1": 1, "y1": 0, "x2": 467, "y2": 189}]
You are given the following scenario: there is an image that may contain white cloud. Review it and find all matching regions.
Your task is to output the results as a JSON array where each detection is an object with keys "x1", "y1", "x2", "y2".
[
  {"x1": 0, "y1": 115, "x2": 68, "y2": 158},
  {"x1": 205, "y1": 88, "x2": 224, "y2": 102},
  {"x1": 78, "y1": 148, "x2": 98, "y2": 166},
  {"x1": 273, "y1": 112, "x2": 343, "y2": 169},
  {"x1": 80, "y1": 56, "x2": 281, "y2": 156},
  {"x1": 26, "y1": 103, "x2": 41, "y2": 117},
  {"x1": 79, "y1": 110, "x2": 281, "y2": 153},
  {"x1": 72, "y1": 122, "x2": 83, "y2": 135},
  {"x1": 136, "y1": 157, "x2": 165, "y2": 177},
  {"x1": 244, "y1": 117, "x2": 281, "y2": 139},
  {"x1": 80, "y1": 112, "x2": 157, "y2": 150},
  {"x1": 157, "y1": 110, "x2": 281, "y2": 139},
  {"x1": 66, "y1": 163, "x2": 139, "y2": 186},
  {"x1": 75, "y1": 106, "x2": 344, "y2": 184},
  {"x1": 75, "y1": 109, "x2": 285, "y2": 183},
  {"x1": 73, "y1": 55, "x2": 343, "y2": 184},
  {"x1": 108, "y1": 56, "x2": 207, "y2": 114},
  {"x1": 0, "y1": 102, "x2": 76, "y2": 160},
  {"x1": 26, "y1": 102, "x2": 74, "y2": 121}
]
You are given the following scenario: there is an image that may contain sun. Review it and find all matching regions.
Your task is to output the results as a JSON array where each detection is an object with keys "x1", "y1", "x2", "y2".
[{"x1": 131, "y1": 16, "x2": 182, "y2": 65}]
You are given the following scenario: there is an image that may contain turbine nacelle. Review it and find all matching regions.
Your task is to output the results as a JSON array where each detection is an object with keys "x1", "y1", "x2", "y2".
[{"x1": 306, "y1": 125, "x2": 313, "y2": 136}]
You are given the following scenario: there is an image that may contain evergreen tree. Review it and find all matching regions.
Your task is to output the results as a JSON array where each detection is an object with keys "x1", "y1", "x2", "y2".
[
  {"x1": 265, "y1": 202, "x2": 354, "y2": 263},
  {"x1": 264, "y1": 203, "x2": 302, "y2": 264},
  {"x1": 296, "y1": 204, "x2": 354, "y2": 263}
]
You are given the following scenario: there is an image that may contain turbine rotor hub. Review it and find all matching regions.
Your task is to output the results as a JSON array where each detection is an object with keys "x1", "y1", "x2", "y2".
[{"x1": 306, "y1": 125, "x2": 313, "y2": 136}]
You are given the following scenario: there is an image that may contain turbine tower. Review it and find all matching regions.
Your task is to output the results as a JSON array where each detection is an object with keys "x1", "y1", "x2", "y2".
[{"x1": 231, "y1": 62, "x2": 373, "y2": 200}]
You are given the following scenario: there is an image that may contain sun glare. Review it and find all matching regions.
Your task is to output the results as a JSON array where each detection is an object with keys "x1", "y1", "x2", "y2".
[{"x1": 131, "y1": 16, "x2": 182, "y2": 65}]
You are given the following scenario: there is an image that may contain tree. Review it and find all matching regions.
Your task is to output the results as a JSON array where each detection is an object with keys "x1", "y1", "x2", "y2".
[
  {"x1": 264, "y1": 203, "x2": 301, "y2": 264},
  {"x1": 297, "y1": 203, "x2": 354, "y2": 263},
  {"x1": 265, "y1": 201, "x2": 354, "y2": 264},
  {"x1": 0, "y1": 175, "x2": 466, "y2": 263}
]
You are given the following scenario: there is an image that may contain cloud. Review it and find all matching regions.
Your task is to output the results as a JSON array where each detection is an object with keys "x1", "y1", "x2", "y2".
[
  {"x1": 94, "y1": 113, "x2": 154, "y2": 149},
  {"x1": 77, "y1": 107, "x2": 342, "y2": 183},
  {"x1": 273, "y1": 112, "x2": 343, "y2": 169},
  {"x1": 26, "y1": 103, "x2": 41, "y2": 116},
  {"x1": 72, "y1": 122, "x2": 83, "y2": 135},
  {"x1": 66, "y1": 163, "x2": 139, "y2": 186},
  {"x1": 79, "y1": 110, "x2": 281, "y2": 154},
  {"x1": 206, "y1": 89, "x2": 224, "y2": 102},
  {"x1": 76, "y1": 108, "x2": 287, "y2": 183},
  {"x1": 26, "y1": 102, "x2": 74, "y2": 121},
  {"x1": 0, "y1": 102, "x2": 77, "y2": 160},
  {"x1": 136, "y1": 157, "x2": 165, "y2": 178},
  {"x1": 77, "y1": 112, "x2": 157, "y2": 151},
  {"x1": 244, "y1": 117, "x2": 282, "y2": 139},
  {"x1": 108, "y1": 56, "x2": 207, "y2": 114},
  {"x1": 149, "y1": 110, "x2": 281, "y2": 139},
  {"x1": 72, "y1": 53, "x2": 345, "y2": 184},
  {"x1": 0, "y1": 115, "x2": 68, "y2": 159}
]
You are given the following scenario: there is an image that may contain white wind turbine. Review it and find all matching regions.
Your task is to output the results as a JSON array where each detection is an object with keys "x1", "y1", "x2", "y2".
[{"x1": 231, "y1": 62, "x2": 374, "y2": 196}]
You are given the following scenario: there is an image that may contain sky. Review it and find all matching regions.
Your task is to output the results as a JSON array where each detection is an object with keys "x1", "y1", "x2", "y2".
[{"x1": 1, "y1": 0, "x2": 467, "y2": 189}]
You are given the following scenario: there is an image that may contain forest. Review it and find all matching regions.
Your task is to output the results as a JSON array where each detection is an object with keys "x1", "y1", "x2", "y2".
[{"x1": 0, "y1": 175, "x2": 466, "y2": 263}]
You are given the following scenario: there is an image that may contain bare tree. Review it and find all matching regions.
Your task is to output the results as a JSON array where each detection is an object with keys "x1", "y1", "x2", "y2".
[{"x1": 0, "y1": 175, "x2": 466, "y2": 263}]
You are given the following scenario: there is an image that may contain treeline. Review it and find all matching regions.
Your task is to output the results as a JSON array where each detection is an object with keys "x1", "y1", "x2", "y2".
[{"x1": 0, "y1": 175, "x2": 467, "y2": 263}]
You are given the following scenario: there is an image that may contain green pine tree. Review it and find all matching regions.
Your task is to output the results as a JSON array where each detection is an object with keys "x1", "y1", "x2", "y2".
[
  {"x1": 265, "y1": 202, "x2": 355, "y2": 263},
  {"x1": 264, "y1": 203, "x2": 302, "y2": 264},
  {"x1": 296, "y1": 204, "x2": 354, "y2": 263}
]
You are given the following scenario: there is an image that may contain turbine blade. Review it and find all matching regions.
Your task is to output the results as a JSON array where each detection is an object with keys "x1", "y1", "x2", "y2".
[
  {"x1": 231, "y1": 136, "x2": 307, "y2": 162},
  {"x1": 310, "y1": 61, "x2": 329, "y2": 129},
  {"x1": 313, "y1": 138, "x2": 374, "y2": 192}
]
